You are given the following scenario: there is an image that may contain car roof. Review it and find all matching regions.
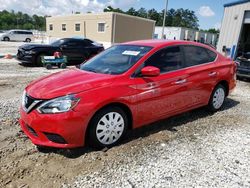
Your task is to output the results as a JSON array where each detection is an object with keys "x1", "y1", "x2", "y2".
[
  {"x1": 62, "y1": 38, "x2": 91, "y2": 41},
  {"x1": 124, "y1": 39, "x2": 213, "y2": 50}
]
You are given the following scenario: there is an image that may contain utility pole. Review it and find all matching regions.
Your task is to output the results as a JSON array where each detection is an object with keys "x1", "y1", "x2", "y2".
[{"x1": 161, "y1": 0, "x2": 168, "y2": 39}]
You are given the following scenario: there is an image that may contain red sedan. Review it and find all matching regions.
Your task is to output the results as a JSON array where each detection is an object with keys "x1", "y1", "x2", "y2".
[{"x1": 19, "y1": 40, "x2": 236, "y2": 149}]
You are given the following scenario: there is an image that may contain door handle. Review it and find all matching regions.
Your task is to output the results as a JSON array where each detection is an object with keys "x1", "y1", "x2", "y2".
[
  {"x1": 209, "y1": 72, "x2": 217, "y2": 77},
  {"x1": 175, "y1": 79, "x2": 187, "y2": 85}
]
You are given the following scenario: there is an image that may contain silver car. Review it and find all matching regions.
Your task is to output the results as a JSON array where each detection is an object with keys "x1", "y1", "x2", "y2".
[{"x1": 0, "y1": 30, "x2": 34, "y2": 42}]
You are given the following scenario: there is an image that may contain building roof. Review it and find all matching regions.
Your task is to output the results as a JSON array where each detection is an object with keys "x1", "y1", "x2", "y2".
[
  {"x1": 224, "y1": 0, "x2": 250, "y2": 7},
  {"x1": 46, "y1": 12, "x2": 155, "y2": 23}
]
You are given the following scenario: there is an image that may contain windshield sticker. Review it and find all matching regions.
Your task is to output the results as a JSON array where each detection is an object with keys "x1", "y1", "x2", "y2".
[{"x1": 122, "y1": 50, "x2": 140, "y2": 56}]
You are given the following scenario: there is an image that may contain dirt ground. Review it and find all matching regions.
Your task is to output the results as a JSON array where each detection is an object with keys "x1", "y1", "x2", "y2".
[{"x1": 0, "y1": 42, "x2": 250, "y2": 187}]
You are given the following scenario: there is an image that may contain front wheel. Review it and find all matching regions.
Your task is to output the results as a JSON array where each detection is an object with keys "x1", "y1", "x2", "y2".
[
  {"x1": 36, "y1": 54, "x2": 45, "y2": 67},
  {"x1": 88, "y1": 107, "x2": 128, "y2": 149},
  {"x1": 3, "y1": 37, "x2": 10, "y2": 41},
  {"x1": 207, "y1": 84, "x2": 226, "y2": 112}
]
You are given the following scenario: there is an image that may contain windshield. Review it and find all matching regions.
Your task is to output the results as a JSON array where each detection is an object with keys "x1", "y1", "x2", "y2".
[
  {"x1": 51, "y1": 39, "x2": 64, "y2": 46},
  {"x1": 80, "y1": 45, "x2": 152, "y2": 75}
]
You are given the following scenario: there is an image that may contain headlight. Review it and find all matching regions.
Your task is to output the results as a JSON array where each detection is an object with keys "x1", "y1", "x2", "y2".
[
  {"x1": 37, "y1": 95, "x2": 80, "y2": 114},
  {"x1": 25, "y1": 50, "x2": 36, "y2": 55}
]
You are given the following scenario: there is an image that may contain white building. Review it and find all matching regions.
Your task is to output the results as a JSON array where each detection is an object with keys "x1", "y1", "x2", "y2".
[
  {"x1": 217, "y1": 0, "x2": 250, "y2": 59},
  {"x1": 154, "y1": 26, "x2": 218, "y2": 46}
]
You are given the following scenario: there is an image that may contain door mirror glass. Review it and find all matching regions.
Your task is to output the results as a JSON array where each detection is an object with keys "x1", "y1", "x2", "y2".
[{"x1": 141, "y1": 66, "x2": 160, "y2": 77}]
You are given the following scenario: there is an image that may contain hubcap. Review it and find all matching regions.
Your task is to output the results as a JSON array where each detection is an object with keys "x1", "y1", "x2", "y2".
[
  {"x1": 213, "y1": 88, "x2": 225, "y2": 109},
  {"x1": 96, "y1": 112, "x2": 125, "y2": 145}
]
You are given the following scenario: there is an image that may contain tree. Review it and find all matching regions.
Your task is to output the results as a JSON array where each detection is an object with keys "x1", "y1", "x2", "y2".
[
  {"x1": 104, "y1": 6, "x2": 124, "y2": 13},
  {"x1": 126, "y1": 8, "x2": 139, "y2": 16},
  {"x1": 0, "y1": 10, "x2": 46, "y2": 30},
  {"x1": 137, "y1": 8, "x2": 148, "y2": 18}
]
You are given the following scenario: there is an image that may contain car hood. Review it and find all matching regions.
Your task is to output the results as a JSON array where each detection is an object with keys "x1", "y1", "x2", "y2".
[
  {"x1": 26, "y1": 69, "x2": 116, "y2": 99},
  {"x1": 20, "y1": 44, "x2": 57, "y2": 50}
]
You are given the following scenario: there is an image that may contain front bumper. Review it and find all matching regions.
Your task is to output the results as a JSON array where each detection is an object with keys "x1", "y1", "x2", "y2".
[
  {"x1": 19, "y1": 107, "x2": 88, "y2": 148},
  {"x1": 16, "y1": 49, "x2": 35, "y2": 63}
]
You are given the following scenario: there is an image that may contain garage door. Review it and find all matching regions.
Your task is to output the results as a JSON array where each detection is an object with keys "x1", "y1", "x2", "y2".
[{"x1": 244, "y1": 11, "x2": 250, "y2": 24}]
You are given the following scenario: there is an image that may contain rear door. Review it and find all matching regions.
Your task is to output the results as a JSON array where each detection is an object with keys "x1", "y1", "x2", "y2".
[
  {"x1": 134, "y1": 46, "x2": 191, "y2": 124},
  {"x1": 182, "y1": 45, "x2": 218, "y2": 106}
]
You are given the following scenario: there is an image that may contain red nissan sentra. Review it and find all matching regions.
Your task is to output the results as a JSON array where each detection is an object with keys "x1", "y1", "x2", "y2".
[{"x1": 19, "y1": 40, "x2": 236, "y2": 149}]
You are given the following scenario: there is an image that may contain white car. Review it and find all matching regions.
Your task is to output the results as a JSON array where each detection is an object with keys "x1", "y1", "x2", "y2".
[{"x1": 0, "y1": 30, "x2": 34, "y2": 42}]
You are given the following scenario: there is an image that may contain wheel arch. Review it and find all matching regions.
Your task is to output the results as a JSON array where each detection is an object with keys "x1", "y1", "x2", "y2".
[
  {"x1": 85, "y1": 102, "x2": 133, "y2": 144},
  {"x1": 216, "y1": 80, "x2": 229, "y2": 96}
]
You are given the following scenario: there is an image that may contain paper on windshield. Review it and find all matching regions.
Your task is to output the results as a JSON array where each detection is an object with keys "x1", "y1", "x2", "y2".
[{"x1": 122, "y1": 50, "x2": 140, "y2": 56}]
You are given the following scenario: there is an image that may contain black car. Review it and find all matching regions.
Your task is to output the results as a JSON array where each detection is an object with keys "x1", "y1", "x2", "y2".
[
  {"x1": 236, "y1": 52, "x2": 250, "y2": 79},
  {"x1": 17, "y1": 38, "x2": 104, "y2": 66}
]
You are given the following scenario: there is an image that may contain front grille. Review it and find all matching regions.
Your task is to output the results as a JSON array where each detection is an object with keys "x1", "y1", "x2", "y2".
[
  {"x1": 44, "y1": 133, "x2": 67, "y2": 144},
  {"x1": 25, "y1": 95, "x2": 35, "y2": 109},
  {"x1": 24, "y1": 94, "x2": 43, "y2": 113},
  {"x1": 17, "y1": 49, "x2": 25, "y2": 58}
]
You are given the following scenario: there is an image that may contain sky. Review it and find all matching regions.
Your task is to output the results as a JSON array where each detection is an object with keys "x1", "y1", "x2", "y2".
[{"x1": 0, "y1": 0, "x2": 236, "y2": 30}]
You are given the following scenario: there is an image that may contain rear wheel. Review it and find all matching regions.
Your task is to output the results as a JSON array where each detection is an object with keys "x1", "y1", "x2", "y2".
[
  {"x1": 208, "y1": 84, "x2": 226, "y2": 112},
  {"x1": 3, "y1": 37, "x2": 10, "y2": 41},
  {"x1": 25, "y1": 38, "x2": 31, "y2": 42},
  {"x1": 88, "y1": 106, "x2": 128, "y2": 149}
]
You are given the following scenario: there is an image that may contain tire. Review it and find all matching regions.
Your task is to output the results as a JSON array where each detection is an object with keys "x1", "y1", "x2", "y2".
[
  {"x1": 88, "y1": 106, "x2": 128, "y2": 149},
  {"x1": 60, "y1": 63, "x2": 67, "y2": 69},
  {"x1": 3, "y1": 37, "x2": 10, "y2": 41},
  {"x1": 25, "y1": 38, "x2": 31, "y2": 42},
  {"x1": 45, "y1": 64, "x2": 52, "y2": 69},
  {"x1": 207, "y1": 84, "x2": 226, "y2": 112},
  {"x1": 36, "y1": 54, "x2": 45, "y2": 67}
]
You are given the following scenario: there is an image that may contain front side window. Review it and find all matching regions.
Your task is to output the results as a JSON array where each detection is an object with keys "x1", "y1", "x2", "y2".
[
  {"x1": 183, "y1": 46, "x2": 213, "y2": 67},
  {"x1": 62, "y1": 24, "x2": 66, "y2": 31},
  {"x1": 80, "y1": 45, "x2": 152, "y2": 75},
  {"x1": 98, "y1": 23, "x2": 105, "y2": 32},
  {"x1": 144, "y1": 46, "x2": 183, "y2": 73},
  {"x1": 75, "y1": 24, "x2": 80, "y2": 31}
]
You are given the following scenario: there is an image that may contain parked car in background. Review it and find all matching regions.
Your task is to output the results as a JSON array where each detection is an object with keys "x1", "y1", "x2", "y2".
[
  {"x1": 0, "y1": 30, "x2": 34, "y2": 42},
  {"x1": 19, "y1": 40, "x2": 236, "y2": 150},
  {"x1": 17, "y1": 38, "x2": 104, "y2": 66},
  {"x1": 236, "y1": 52, "x2": 250, "y2": 80}
]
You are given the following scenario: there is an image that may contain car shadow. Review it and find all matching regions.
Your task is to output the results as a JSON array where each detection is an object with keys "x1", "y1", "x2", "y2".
[{"x1": 40, "y1": 98, "x2": 240, "y2": 158}]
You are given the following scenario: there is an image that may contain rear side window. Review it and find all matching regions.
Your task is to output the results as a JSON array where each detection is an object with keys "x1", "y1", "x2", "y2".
[
  {"x1": 183, "y1": 46, "x2": 214, "y2": 67},
  {"x1": 144, "y1": 46, "x2": 183, "y2": 73}
]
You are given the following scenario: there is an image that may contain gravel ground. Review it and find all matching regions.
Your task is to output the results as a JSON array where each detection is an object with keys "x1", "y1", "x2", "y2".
[{"x1": 0, "y1": 42, "x2": 250, "y2": 187}]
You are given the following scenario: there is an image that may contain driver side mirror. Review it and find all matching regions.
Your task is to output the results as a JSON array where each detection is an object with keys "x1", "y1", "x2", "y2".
[{"x1": 141, "y1": 66, "x2": 160, "y2": 77}]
